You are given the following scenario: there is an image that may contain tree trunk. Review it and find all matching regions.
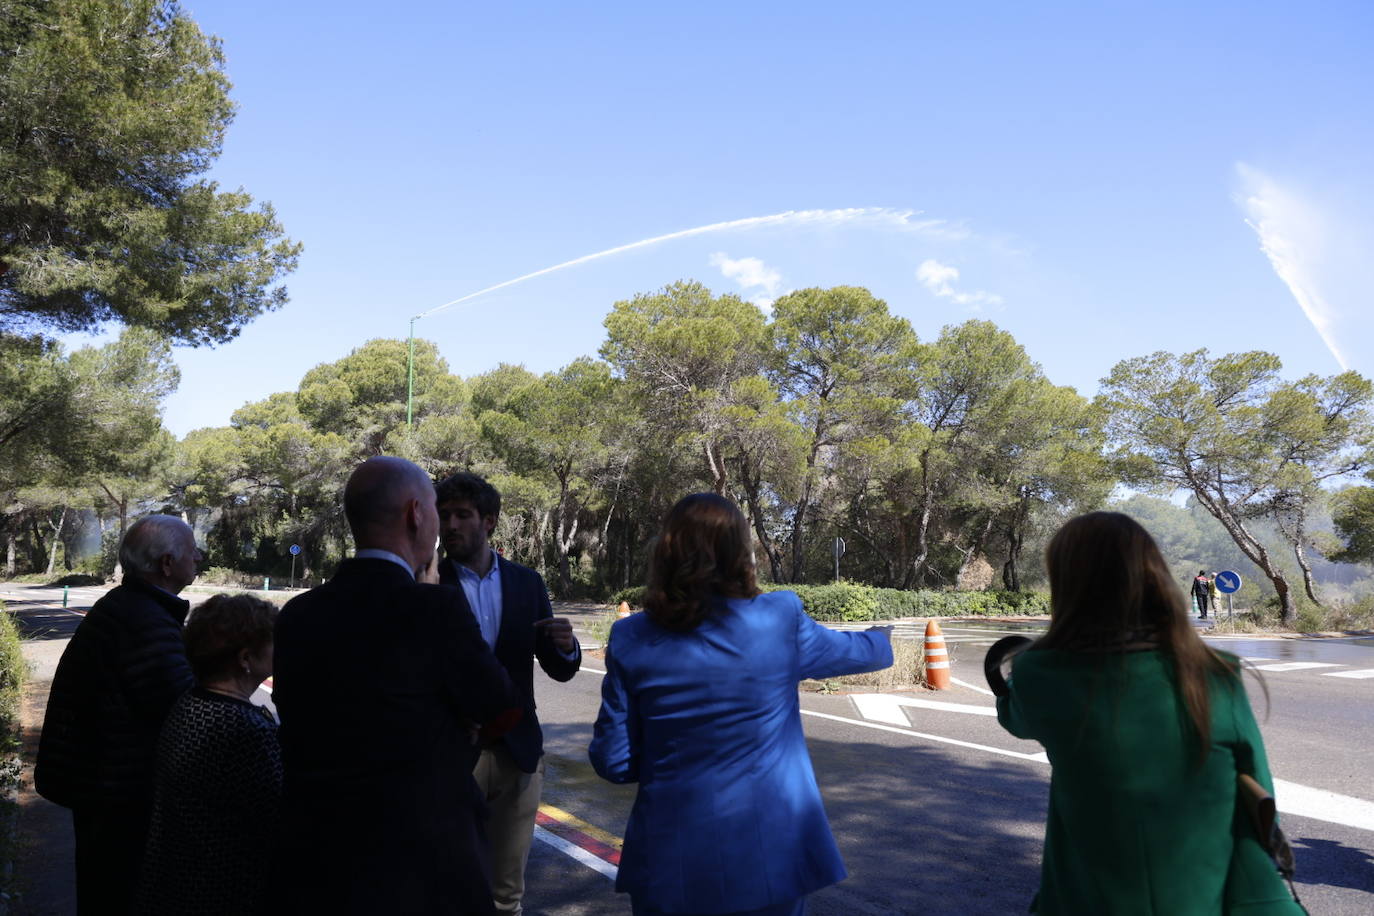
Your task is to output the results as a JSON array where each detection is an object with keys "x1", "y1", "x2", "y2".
[
  {"x1": 28, "y1": 517, "x2": 47, "y2": 571},
  {"x1": 1001, "y1": 489, "x2": 1031, "y2": 591},
  {"x1": 1187, "y1": 477, "x2": 1297, "y2": 622},
  {"x1": 955, "y1": 515, "x2": 994, "y2": 588},
  {"x1": 1273, "y1": 507, "x2": 1321, "y2": 607},
  {"x1": 703, "y1": 439, "x2": 728, "y2": 495},
  {"x1": 45, "y1": 508, "x2": 67, "y2": 576},
  {"x1": 5, "y1": 533, "x2": 16, "y2": 577},
  {"x1": 1293, "y1": 521, "x2": 1320, "y2": 607},
  {"x1": 903, "y1": 489, "x2": 934, "y2": 590}
]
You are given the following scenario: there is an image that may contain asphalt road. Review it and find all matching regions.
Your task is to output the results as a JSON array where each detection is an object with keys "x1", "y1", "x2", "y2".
[
  {"x1": 5, "y1": 582, "x2": 1372, "y2": 915},
  {"x1": 526, "y1": 628, "x2": 1374, "y2": 915}
]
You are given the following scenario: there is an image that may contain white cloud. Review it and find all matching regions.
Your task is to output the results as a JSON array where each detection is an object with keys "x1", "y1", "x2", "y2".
[
  {"x1": 710, "y1": 252, "x2": 785, "y2": 312},
  {"x1": 1236, "y1": 163, "x2": 1349, "y2": 371},
  {"x1": 916, "y1": 259, "x2": 1003, "y2": 310},
  {"x1": 710, "y1": 253, "x2": 782, "y2": 297}
]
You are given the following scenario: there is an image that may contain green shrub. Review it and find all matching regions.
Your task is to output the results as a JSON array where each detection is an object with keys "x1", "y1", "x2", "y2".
[
  {"x1": 607, "y1": 582, "x2": 1047, "y2": 621},
  {"x1": 607, "y1": 586, "x2": 646, "y2": 609},
  {"x1": 0, "y1": 602, "x2": 23, "y2": 881}
]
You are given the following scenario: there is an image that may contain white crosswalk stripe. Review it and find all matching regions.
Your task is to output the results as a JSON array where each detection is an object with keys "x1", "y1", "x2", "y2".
[
  {"x1": 1321, "y1": 669, "x2": 1374, "y2": 679},
  {"x1": 1252, "y1": 662, "x2": 1342, "y2": 672}
]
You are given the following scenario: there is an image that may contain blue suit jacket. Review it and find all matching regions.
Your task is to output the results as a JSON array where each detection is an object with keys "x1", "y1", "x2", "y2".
[
  {"x1": 589, "y1": 590, "x2": 892, "y2": 913},
  {"x1": 440, "y1": 555, "x2": 580, "y2": 772}
]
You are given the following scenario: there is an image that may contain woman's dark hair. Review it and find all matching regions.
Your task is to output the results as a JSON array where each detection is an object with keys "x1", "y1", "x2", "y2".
[
  {"x1": 1038, "y1": 512, "x2": 1239, "y2": 753},
  {"x1": 644, "y1": 493, "x2": 760, "y2": 632},
  {"x1": 184, "y1": 594, "x2": 278, "y2": 683}
]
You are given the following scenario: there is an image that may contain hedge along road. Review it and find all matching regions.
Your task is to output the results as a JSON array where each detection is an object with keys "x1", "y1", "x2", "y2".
[{"x1": 523, "y1": 620, "x2": 1374, "y2": 916}]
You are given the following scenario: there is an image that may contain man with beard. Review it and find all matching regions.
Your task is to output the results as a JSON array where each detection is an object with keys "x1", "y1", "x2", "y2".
[{"x1": 435, "y1": 472, "x2": 581, "y2": 916}]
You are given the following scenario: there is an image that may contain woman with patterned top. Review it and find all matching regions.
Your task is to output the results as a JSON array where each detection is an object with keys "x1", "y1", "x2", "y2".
[{"x1": 137, "y1": 593, "x2": 281, "y2": 915}]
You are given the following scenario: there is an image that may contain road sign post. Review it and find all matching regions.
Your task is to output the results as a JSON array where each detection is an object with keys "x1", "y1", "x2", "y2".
[
  {"x1": 833, "y1": 536, "x2": 846, "y2": 582},
  {"x1": 1214, "y1": 570, "x2": 1242, "y2": 619},
  {"x1": 289, "y1": 543, "x2": 302, "y2": 590}
]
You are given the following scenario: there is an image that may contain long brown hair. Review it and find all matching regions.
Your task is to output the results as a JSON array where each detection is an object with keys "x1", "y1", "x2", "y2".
[
  {"x1": 1038, "y1": 512, "x2": 1239, "y2": 753},
  {"x1": 644, "y1": 493, "x2": 761, "y2": 632}
]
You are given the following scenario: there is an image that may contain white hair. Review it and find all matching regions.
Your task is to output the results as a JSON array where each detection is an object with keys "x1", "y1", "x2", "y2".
[{"x1": 118, "y1": 515, "x2": 193, "y2": 578}]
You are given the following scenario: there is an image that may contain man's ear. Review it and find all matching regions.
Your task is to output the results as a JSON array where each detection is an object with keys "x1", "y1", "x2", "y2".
[{"x1": 484, "y1": 515, "x2": 498, "y2": 538}]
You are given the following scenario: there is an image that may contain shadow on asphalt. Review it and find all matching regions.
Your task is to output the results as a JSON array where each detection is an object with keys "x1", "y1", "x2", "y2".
[
  {"x1": 538, "y1": 718, "x2": 1047, "y2": 915},
  {"x1": 6, "y1": 606, "x2": 82, "y2": 641},
  {"x1": 1293, "y1": 836, "x2": 1374, "y2": 893}
]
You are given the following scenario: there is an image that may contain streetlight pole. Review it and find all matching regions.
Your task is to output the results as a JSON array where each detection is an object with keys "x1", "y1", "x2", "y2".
[{"x1": 406, "y1": 316, "x2": 416, "y2": 428}]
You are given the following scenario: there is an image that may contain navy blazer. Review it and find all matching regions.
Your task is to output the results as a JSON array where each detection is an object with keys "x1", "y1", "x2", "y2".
[
  {"x1": 590, "y1": 590, "x2": 891, "y2": 913},
  {"x1": 272, "y1": 558, "x2": 518, "y2": 915},
  {"x1": 440, "y1": 555, "x2": 581, "y2": 773}
]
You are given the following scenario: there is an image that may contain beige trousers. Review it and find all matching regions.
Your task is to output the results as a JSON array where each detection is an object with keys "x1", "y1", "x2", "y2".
[{"x1": 473, "y1": 744, "x2": 543, "y2": 915}]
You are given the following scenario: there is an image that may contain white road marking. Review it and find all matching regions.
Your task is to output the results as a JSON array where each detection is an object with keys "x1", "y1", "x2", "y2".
[
  {"x1": 801, "y1": 709, "x2": 1048, "y2": 762},
  {"x1": 1253, "y1": 662, "x2": 1342, "y2": 672},
  {"x1": 582, "y1": 666, "x2": 607, "y2": 675},
  {"x1": 852, "y1": 693, "x2": 997, "y2": 725},
  {"x1": 1274, "y1": 779, "x2": 1374, "y2": 832},
  {"x1": 533, "y1": 825, "x2": 618, "y2": 880},
  {"x1": 1321, "y1": 668, "x2": 1374, "y2": 679},
  {"x1": 950, "y1": 676, "x2": 995, "y2": 696}
]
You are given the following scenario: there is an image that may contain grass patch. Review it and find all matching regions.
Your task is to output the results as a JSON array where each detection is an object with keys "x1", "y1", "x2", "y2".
[
  {"x1": 0, "y1": 601, "x2": 26, "y2": 889},
  {"x1": 803, "y1": 638, "x2": 929, "y2": 691}
]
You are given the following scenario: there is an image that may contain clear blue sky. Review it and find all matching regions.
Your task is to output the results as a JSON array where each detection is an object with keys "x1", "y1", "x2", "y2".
[{"x1": 85, "y1": 1, "x2": 1374, "y2": 436}]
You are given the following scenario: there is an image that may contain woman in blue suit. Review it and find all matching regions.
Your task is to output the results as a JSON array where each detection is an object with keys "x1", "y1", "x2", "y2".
[{"x1": 590, "y1": 493, "x2": 893, "y2": 916}]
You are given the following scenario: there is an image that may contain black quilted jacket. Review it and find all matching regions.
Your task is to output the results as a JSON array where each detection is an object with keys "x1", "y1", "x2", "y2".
[{"x1": 35, "y1": 579, "x2": 194, "y2": 809}]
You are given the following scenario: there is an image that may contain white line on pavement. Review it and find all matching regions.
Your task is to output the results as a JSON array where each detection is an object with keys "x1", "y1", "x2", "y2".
[
  {"x1": 1253, "y1": 662, "x2": 1342, "y2": 672},
  {"x1": 533, "y1": 826, "x2": 618, "y2": 880},
  {"x1": 800, "y1": 709, "x2": 1048, "y2": 763},
  {"x1": 1274, "y1": 779, "x2": 1374, "y2": 833},
  {"x1": 1320, "y1": 669, "x2": 1374, "y2": 679},
  {"x1": 950, "y1": 676, "x2": 995, "y2": 696}
]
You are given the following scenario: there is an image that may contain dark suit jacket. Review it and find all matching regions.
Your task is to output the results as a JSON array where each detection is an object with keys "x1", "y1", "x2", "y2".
[
  {"x1": 439, "y1": 555, "x2": 580, "y2": 772},
  {"x1": 271, "y1": 558, "x2": 518, "y2": 915}
]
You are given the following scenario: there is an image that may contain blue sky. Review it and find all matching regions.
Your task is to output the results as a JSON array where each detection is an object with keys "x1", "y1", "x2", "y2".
[{"x1": 83, "y1": 1, "x2": 1374, "y2": 436}]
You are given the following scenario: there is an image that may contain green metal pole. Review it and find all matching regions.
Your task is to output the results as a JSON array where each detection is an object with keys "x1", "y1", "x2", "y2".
[{"x1": 406, "y1": 317, "x2": 416, "y2": 428}]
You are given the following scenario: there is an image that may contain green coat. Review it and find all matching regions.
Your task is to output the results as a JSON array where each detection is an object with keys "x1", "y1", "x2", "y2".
[{"x1": 997, "y1": 648, "x2": 1303, "y2": 915}]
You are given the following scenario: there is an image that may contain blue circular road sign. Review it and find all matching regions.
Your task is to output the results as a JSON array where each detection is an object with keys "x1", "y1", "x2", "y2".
[
  {"x1": 289, "y1": 543, "x2": 302, "y2": 556},
  {"x1": 1214, "y1": 570, "x2": 1241, "y2": 594}
]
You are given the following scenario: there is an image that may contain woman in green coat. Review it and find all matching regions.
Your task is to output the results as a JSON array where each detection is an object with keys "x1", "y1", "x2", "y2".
[{"x1": 996, "y1": 512, "x2": 1303, "y2": 915}]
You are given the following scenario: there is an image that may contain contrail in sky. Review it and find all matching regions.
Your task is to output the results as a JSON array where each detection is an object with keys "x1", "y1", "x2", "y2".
[
  {"x1": 413, "y1": 207, "x2": 955, "y2": 320},
  {"x1": 1236, "y1": 164, "x2": 1349, "y2": 371}
]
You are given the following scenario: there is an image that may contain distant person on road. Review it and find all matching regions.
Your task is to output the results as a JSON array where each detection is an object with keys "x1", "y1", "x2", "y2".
[
  {"x1": 271, "y1": 457, "x2": 520, "y2": 915},
  {"x1": 1209, "y1": 572, "x2": 1221, "y2": 615},
  {"x1": 137, "y1": 593, "x2": 281, "y2": 916},
  {"x1": 435, "y1": 473, "x2": 581, "y2": 916},
  {"x1": 35, "y1": 514, "x2": 201, "y2": 915},
  {"x1": 996, "y1": 512, "x2": 1302, "y2": 914},
  {"x1": 1192, "y1": 568, "x2": 1212, "y2": 618},
  {"x1": 590, "y1": 493, "x2": 893, "y2": 916}
]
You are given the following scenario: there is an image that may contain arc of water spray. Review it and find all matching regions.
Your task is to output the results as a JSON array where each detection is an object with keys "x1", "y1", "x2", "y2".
[
  {"x1": 411, "y1": 207, "x2": 937, "y2": 321},
  {"x1": 404, "y1": 206, "x2": 941, "y2": 425}
]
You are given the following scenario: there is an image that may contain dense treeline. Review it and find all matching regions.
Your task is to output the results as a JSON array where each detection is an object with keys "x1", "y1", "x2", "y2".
[{"x1": 4, "y1": 282, "x2": 1373, "y2": 622}]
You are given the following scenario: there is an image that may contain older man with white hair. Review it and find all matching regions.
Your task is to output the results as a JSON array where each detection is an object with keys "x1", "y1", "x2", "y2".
[{"x1": 36, "y1": 514, "x2": 203, "y2": 915}]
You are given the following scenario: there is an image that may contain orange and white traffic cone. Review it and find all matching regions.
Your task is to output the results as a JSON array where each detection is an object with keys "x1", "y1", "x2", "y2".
[
  {"x1": 616, "y1": 601, "x2": 632, "y2": 619},
  {"x1": 924, "y1": 619, "x2": 950, "y2": 690}
]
